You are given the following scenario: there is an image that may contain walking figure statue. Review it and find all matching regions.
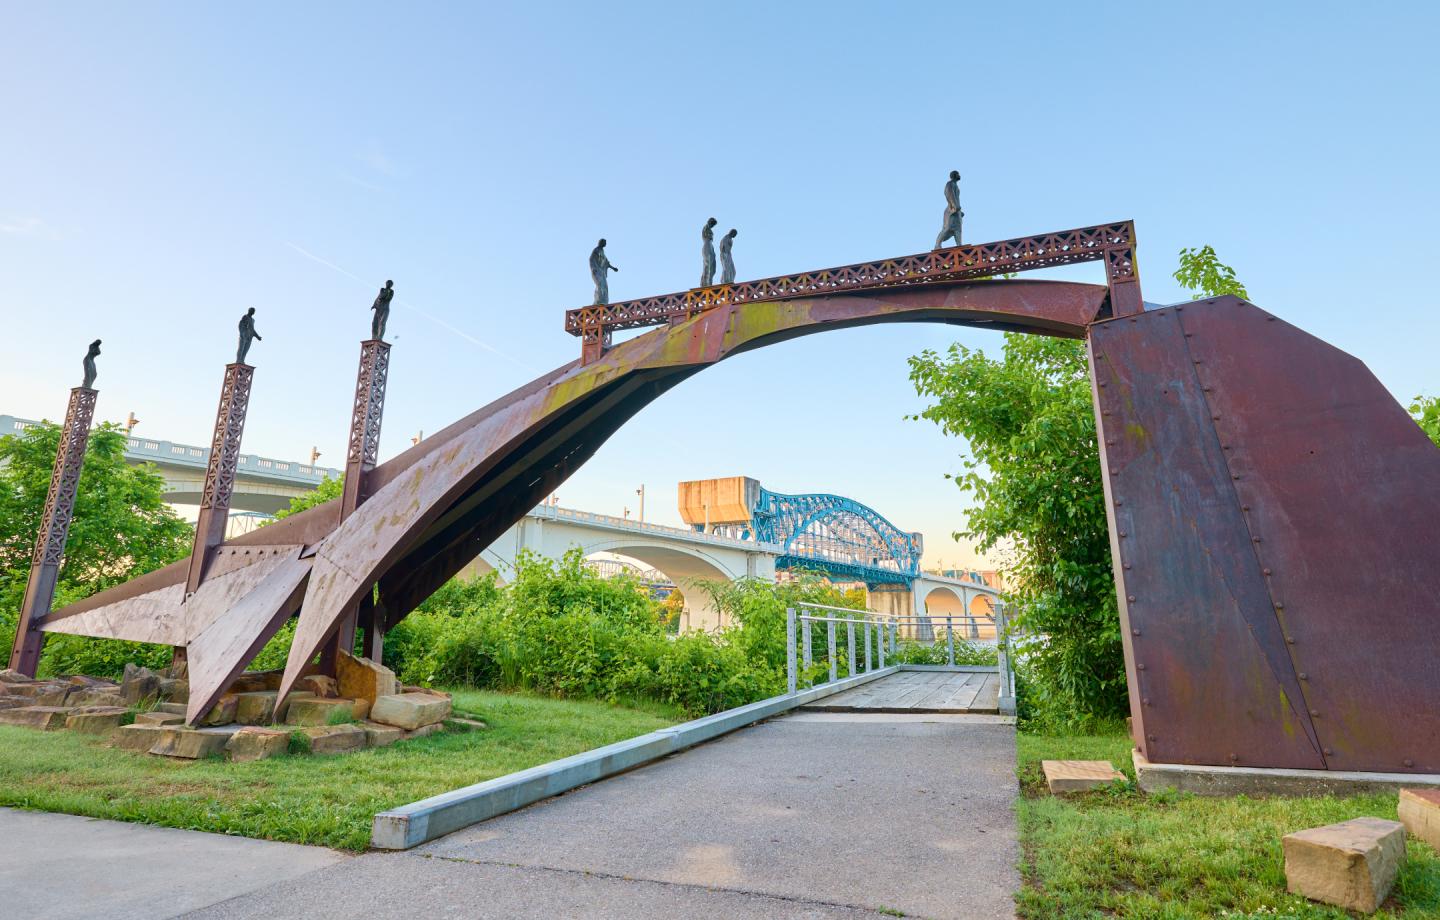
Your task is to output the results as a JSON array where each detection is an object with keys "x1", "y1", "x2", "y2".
[
  {"x1": 81, "y1": 340, "x2": 101, "y2": 388},
  {"x1": 700, "y1": 217, "x2": 718, "y2": 287},
  {"x1": 371, "y1": 280, "x2": 395, "y2": 340},
  {"x1": 933, "y1": 170, "x2": 964, "y2": 249},
  {"x1": 590, "y1": 239, "x2": 619, "y2": 305},
  {"x1": 236, "y1": 308, "x2": 262, "y2": 364},
  {"x1": 719, "y1": 228, "x2": 738, "y2": 285}
]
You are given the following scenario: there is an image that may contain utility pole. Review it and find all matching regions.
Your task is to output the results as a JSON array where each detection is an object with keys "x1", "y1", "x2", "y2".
[
  {"x1": 309, "y1": 446, "x2": 322, "y2": 465},
  {"x1": 124, "y1": 411, "x2": 140, "y2": 435},
  {"x1": 636, "y1": 484, "x2": 645, "y2": 523}
]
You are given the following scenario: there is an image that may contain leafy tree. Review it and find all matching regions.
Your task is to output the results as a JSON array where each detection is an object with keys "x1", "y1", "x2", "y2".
[
  {"x1": 908, "y1": 246, "x2": 1249, "y2": 725},
  {"x1": 1411, "y1": 395, "x2": 1440, "y2": 447},
  {"x1": 0, "y1": 421, "x2": 191, "y2": 673},
  {"x1": 269, "y1": 474, "x2": 343, "y2": 521},
  {"x1": 1173, "y1": 245, "x2": 1249, "y2": 301}
]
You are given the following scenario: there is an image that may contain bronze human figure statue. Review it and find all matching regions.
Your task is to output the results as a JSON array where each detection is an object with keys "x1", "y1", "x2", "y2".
[
  {"x1": 719, "y1": 228, "x2": 738, "y2": 285},
  {"x1": 933, "y1": 170, "x2": 964, "y2": 249},
  {"x1": 700, "y1": 217, "x2": 718, "y2": 287},
  {"x1": 590, "y1": 239, "x2": 619, "y2": 305},
  {"x1": 81, "y1": 340, "x2": 101, "y2": 389},
  {"x1": 371, "y1": 280, "x2": 395, "y2": 340},
  {"x1": 236, "y1": 308, "x2": 262, "y2": 364}
]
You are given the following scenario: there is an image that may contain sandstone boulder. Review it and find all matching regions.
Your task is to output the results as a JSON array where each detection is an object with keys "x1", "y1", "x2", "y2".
[
  {"x1": 1042, "y1": 760, "x2": 1126, "y2": 794},
  {"x1": 360, "y1": 721, "x2": 403, "y2": 748},
  {"x1": 114, "y1": 723, "x2": 171, "y2": 751},
  {"x1": 120, "y1": 664, "x2": 162, "y2": 704},
  {"x1": 157, "y1": 677, "x2": 189, "y2": 703},
  {"x1": 1399, "y1": 788, "x2": 1440, "y2": 852},
  {"x1": 297, "y1": 675, "x2": 339, "y2": 698},
  {"x1": 300, "y1": 724, "x2": 365, "y2": 755},
  {"x1": 0, "y1": 706, "x2": 73, "y2": 730},
  {"x1": 337, "y1": 652, "x2": 399, "y2": 704},
  {"x1": 235, "y1": 691, "x2": 278, "y2": 725},
  {"x1": 149, "y1": 727, "x2": 229, "y2": 759},
  {"x1": 36, "y1": 685, "x2": 81, "y2": 706},
  {"x1": 276, "y1": 691, "x2": 316, "y2": 722},
  {"x1": 0, "y1": 668, "x2": 32, "y2": 683},
  {"x1": 199, "y1": 695, "x2": 239, "y2": 726},
  {"x1": 155, "y1": 701, "x2": 188, "y2": 715},
  {"x1": 285, "y1": 698, "x2": 354, "y2": 726},
  {"x1": 0, "y1": 695, "x2": 31, "y2": 710},
  {"x1": 226, "y1": 727, "x2": 291, "y2": 762},
  {"x1": 404, "y1": 722, "x2": 445, "y2": 740},
  {"x1": 65, "y1": 707, "x2": 128, "y2": 734},
  {"x1": 371, "y1": 693, "x2": 451, "y2": 731},
  {"x1": 134, "y1": 711, "x2": 186, "y2": 726},
  {"x1": 69, "y1": 688, "x2": 124, "y2": 707},
  {"x1": 1284, "y1": 816, "x2": 1405, "y2": 913}
]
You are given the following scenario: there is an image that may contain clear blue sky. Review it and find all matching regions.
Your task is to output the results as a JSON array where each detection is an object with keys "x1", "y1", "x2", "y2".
[{"x1": 3, "y1": 2, "x2": 1437, "y2": 568}]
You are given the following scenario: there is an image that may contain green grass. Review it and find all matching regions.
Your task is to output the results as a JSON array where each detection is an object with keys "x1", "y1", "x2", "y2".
[
  {"x1": 0, "y1": 690, "x2": 680, "y2": 851},
  {"x1": 1017, "y1": 730, "x2": 1440, "y2": 918}
]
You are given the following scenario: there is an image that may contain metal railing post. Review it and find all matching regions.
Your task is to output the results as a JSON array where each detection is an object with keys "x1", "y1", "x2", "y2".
[
  {"x1": 889, "y1": 621, "x2": 897, "y2": 655},
  {"x1": 827, "y1": 618, "x2": 837, "y2": 683},
  {"x1": 877, "y1": 621, "x2": 886, "y2": 669},
  {"x1": 946, "y1": 616, "x2": 955, "y2": 666},
  {"x1": 802, "y1": 617, "x2": 813, "y2": 687},
  {"x1": 846, "y1": 617, "x2": 856, "y2": 676},
  {"x1": 786, "y1": 607, "x2": 797, "y2": 695},
  {"x1": 864, "y1": 621, "x2": 873, "y2": 672}
]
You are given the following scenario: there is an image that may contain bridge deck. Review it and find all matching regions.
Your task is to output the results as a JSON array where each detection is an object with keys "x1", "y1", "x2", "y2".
[{"x1": 801, "y1": 669, "x2": 1001, "y2": 714}]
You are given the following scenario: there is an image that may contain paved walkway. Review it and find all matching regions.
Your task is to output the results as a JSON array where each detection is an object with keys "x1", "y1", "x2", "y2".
[
  {"x1": 803, "y1": 669, "x2": 1001, "y2": 714},
  {"x1": 9, "y1": 711, "x2": 1018, "y2": 919}
]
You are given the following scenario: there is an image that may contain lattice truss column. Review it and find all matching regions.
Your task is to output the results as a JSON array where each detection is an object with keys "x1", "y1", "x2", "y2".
[
  {"x1": 186, "y1": 363, "x2": 255, "y2": 597},
  {"x1": 9, "y1": 386, "x2": 98, "y2": 674}
]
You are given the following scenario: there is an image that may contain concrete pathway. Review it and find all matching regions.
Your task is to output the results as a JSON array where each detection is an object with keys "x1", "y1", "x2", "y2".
[
  {"x1": 0, "y1": 807, "x2": 346, "y2": 920},
  {"x1": 9, "y1": 712, "x2": 1018, "y2": 919}
]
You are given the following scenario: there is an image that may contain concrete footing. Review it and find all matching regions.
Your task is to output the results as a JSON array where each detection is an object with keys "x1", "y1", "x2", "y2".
[{"x1": 1134, "y1": 749, "x2": 1440, "y2": 797}]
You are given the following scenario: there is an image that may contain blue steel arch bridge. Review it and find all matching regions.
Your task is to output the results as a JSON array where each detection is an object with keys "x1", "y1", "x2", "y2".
[{"x1": 677, "y1": 477, "x2": 923, "y2": 587}]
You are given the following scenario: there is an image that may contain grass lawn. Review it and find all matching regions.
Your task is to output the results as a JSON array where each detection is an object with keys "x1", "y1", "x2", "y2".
[
  {"x1": 0, "y1": 690, "x2": 680, "y2": 851},
  {"x1": 1016, "y1": 730, "x2": 1440, "y2": 918}
]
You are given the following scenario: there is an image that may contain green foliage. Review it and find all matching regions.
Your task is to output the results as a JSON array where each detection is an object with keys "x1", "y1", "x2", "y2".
[
  {"x1": 0, "y1": 421, "x2": 191, "y2": 676},
  {"x1": 383, "y1": 553, "x2": 861, "y2": 717},
  {"x1": 1173, "y1": 244, "x2": 1250, "y2": 301},
  {"x1": 909, "y1": 334, "x2": 1123, "y2": 724},
  {"x1": 887, "y1": 638, "x2": 997, "y2": 667},
  {"x1": 269, "y1": 474, "x2": 343, "y2": 522},
  {"x1": 1411, "y1": 394, "x2": 1440, "y2": 447}
]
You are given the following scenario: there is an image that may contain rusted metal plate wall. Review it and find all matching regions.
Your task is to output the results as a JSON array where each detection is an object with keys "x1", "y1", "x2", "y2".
[
  {"x1": 1179, "y1": 299, "x2": 1440, "y2": 773},
  {"x1": 1091, "y1": 305, "x2": 1325, "y2": 769},
  {"x1": 1093, "y1": 298, "x2": 1440, "y2": 772}
]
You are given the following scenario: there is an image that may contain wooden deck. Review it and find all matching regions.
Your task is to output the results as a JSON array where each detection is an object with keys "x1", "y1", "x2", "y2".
[{"x1": 800, "y1": 669, "x2": 1001, "y2": 714}]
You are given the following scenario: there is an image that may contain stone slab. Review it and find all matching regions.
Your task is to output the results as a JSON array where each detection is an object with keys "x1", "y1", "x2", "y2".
[
  {"x1": 1043, "y1": 759, "x2": 1125, "y2": 794},
  {"x1": 199, "y1": 695, "x2": 239, "y2": 726},
  {"x1": 134, "y1": 711, "x2": 186, "y2": 726},
  {"x1": 114, "y1": 723, "x2": 172, "y2": 751},
  {"x1": 65, "y1": 708, "x2": 128, "y2": 734},
  {"x1": 285, "y1": 697, "x2": 355, "y2": 726},
  {"x1": 360, "y1": 721, "x2": 403, "y2": 748},
  {"x1": 1284, "y1": 817, "x2": 1405, "y2": 912},
  {"x1": 336, "y1": 651, "x2": 398, "y2": 704},
  {"x1": 1134, "y1": 749, "x2": 1440, "y2": 797},
  {"x1": 0, "y1": 706, "x2": 73, "y2": 730},
  {"x1": 233, "y1": 691, "x2": 277, "y2": 725},
  {"x1": 370, "y1": 692, "x2": 451, "y2": 731},
  {"x1": 227, "y1": 727, "x2": 291, "y2": 763},
  {"x1": 149, "y1": 727, "x2": 229, "y2": 759},
  {"x1": 301, "y1": 723, "x2": 366, "y2": 754},
  {"x1": 1399, "y1": 788, "x2": 1440, "y2": 851}
]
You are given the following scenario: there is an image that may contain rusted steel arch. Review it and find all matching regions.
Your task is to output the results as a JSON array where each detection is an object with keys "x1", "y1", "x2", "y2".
[{"x1": 272, "y1": 279, "x2": 1109, "y2": 707}]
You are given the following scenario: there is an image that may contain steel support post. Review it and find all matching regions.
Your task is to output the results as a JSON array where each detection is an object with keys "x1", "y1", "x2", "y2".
[
  {"x1": 801, "y1": 618, "x2": 812, "y2": 686},
  {"x1": 786, "y1": 607, "x2": 797, "y2": 694},
  {"x1": 330, "y1": 339, "x2": 391, "y2": 665},
  {"x1": 864, "y1": 622, "x2": 872, "y2": 671},
  {"x1": 846, "y1": 619, "x2": 856, "y2": 677},
  {"x1": 827, "y1": 619, "x2": 837, "y2": 684},
  {"x1": 946, "y1": 616, "x2": 955, "y2": 666},
  {"x1": 184, "y1": 364, "x2": 254, "y2": 598},
  {"x1": 8, "y1": 386, "x2": 97, "y2": 675},
  {"x1": 877, "y1": 623, "x2": 885, "y2": 669}
]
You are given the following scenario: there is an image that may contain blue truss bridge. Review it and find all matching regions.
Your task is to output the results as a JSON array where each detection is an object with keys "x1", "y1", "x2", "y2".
[{"x1": 677, "y1": 477, "x2": 923, "y2": 587}]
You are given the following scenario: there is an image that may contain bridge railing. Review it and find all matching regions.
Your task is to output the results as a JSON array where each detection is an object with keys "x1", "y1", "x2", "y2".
[{"x1": 786, "y1": 602, "x2": 1016, "y2": 714}]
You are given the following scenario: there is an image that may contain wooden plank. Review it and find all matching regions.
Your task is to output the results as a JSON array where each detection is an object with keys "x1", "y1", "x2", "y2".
[
  {"x1": 915, "y1": 674, "x2": 976, "y2": 710},
  {"x1": 947, "y1": 674, "x2": 991, "y2": 711}
]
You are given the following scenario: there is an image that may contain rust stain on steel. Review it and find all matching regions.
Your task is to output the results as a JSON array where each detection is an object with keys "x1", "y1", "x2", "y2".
[{"x1": 1178, "y1": 299, "x2": 1440, "y2": 773}]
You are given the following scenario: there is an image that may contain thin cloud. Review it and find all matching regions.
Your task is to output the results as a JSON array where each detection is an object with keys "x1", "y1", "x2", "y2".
[
  {"x1": 1, "y1": 216, "x2": 60, "y2": 240},
  {"x1": 340, "y1": 173, "x2": 386, "y2": 193},
  {"x1": 359, "y1": 139, "x2": 399, "y2": 177},
  {"x1": 283, "y1": 242, "x2": 538, "y2": 372}
]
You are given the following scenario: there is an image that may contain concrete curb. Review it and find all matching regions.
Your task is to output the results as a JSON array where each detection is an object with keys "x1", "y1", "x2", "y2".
[
  {"x1": 371, "y1": 665, "x2": 905, "y2": 850},
  {"x1": 1134, "y1": 749, "x2": 1440, "y2": 797}
]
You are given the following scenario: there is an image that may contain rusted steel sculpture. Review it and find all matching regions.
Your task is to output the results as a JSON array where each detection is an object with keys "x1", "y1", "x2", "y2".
[
  {"x1": 8, "y1": 365, "x2": 100, "y2": 674},
  {"x1": 26, "y1": 220, "x2": 1440, "y2": 778}
]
